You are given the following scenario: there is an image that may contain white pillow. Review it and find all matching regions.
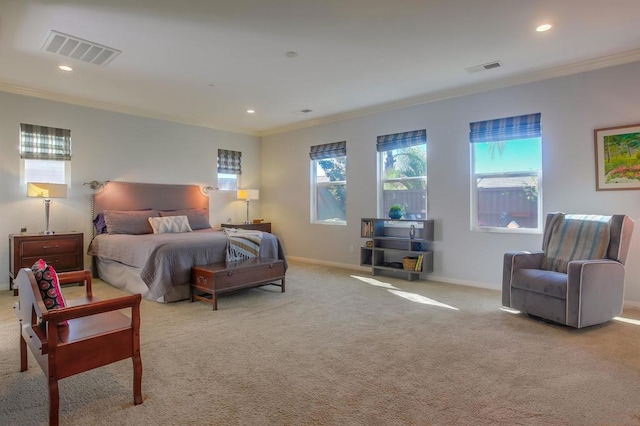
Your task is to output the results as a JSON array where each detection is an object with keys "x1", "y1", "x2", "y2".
[{"x1": 148, "y1": 215, "x2": 192, "y2": 234}]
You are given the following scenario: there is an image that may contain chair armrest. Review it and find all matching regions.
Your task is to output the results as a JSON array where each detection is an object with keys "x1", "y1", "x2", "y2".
[
  {"x1": 58, "y1": 270, "x2": 93, "y2": 297},
  {"x1": 565, "y1": 259, "x2": 625, "y2": 328},
  {"x1": 502, "y1": 251, "x2": 544, "y2": 307},
  {"x1": 505, "y1": 251, "x2": 544, "y2": 270},
  {"x1": 43, "y1": 293, "x2": 141, "y2": 323}
]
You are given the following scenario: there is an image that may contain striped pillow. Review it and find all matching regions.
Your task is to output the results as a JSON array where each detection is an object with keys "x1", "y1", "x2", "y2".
[
  {"x1": 541, "y1": 214, "x2": 611, "y2": 273},
  {"x1": 148, "y1": 215, "x2": 193, "y2": 234}
]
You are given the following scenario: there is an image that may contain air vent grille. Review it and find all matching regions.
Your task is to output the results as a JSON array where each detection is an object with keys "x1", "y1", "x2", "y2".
[
  {"x1": 465, "y1": 61, "x2": 502, "y2": 74},
  {"x1": 42, "y1": 30, "x2": 121, "y2": 66}
]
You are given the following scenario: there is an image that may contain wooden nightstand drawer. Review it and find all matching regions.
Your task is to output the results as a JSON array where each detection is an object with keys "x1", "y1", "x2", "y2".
[
  {"x1": 9, "y1": 232, "x2": 84, "y2": 295},
  {"x1": 21, "y1": 238, "x2": 80, "y2": 257},
  {"x1": 19, "y1": 254, "x2": 82, "y2": 272}
]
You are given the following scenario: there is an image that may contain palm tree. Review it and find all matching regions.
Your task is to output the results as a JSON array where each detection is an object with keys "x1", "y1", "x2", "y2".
[{"x1": 383, "y1": 146, "x2": 426, "y2": 190}]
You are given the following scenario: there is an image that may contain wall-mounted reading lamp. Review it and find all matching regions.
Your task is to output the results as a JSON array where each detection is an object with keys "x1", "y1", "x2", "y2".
[{"x1": 83, "y1": 180, "x2": 108, "y2": 190}]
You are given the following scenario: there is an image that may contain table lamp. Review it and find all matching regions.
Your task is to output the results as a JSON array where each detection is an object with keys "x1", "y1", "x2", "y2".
[
  {"x1": 27, "y1": 182, "x2": 68, "y2": 234},
  {"x1": 237, "y1": 189, "x2": 259, "y2": 224}
]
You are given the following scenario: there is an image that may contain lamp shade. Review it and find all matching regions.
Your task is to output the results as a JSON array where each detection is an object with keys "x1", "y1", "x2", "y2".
[
  {"x1": 27, "y1": 182, "x2": 68, "y2": 199},
  {"x1": 237, "y1": 189, "x2": 259, "y2": 200}
]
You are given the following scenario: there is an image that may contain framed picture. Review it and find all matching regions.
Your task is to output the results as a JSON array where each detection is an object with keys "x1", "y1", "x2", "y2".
[{"x1": 594, "y1": 123, "x2": 640, "y2": 190}]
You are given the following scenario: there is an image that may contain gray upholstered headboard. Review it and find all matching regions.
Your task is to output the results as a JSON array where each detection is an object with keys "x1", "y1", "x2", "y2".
[{"x1": 92, "y1": 181, "x2": 209, "y2": 219}]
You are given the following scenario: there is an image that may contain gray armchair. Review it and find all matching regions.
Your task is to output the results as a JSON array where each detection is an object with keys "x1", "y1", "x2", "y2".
[{"x1": 503, "y1": 213, "x2": 634, "y2": 328}]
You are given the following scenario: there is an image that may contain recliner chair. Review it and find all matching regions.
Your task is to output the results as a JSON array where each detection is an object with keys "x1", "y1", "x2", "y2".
[{"x1": 503, "y1": 213, "x2": 634, "y2": 328}]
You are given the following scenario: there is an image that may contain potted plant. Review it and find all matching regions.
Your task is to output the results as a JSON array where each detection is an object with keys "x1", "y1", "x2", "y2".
[{"x1": 388, "y1": 204, "x2": 403, "y2": 219}]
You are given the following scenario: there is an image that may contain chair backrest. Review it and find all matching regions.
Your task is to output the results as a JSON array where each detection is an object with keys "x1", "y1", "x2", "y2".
[
  {"x1": 543, "y1": 213, "x2": 634, "y2": 265},
  {"x1": 15, "y1": 268, "x2": 47, "y2": 330}
]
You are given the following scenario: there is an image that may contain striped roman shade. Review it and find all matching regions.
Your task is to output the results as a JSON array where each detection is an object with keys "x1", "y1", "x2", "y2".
[
  {"x1": 469, "y1": 113, "x2": 541, "y2": 143},
  {"x1": 217, "y1": 149, "x2": 242, "y2": 174},
  {"x1": 309, "y1": 141, "x2": 346, "y2": 160},
  {"x1": 376, "y1": 129, "x2": 426, "y2": 152},
  {"x1": 19, "y1": 123, "x2": 72, "y2": 160}
]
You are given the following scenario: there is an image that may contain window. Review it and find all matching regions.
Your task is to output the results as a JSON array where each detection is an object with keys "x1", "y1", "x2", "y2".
[
  {"x1": 470, "y1": 113, "x2": 542, "y2": 232},
  {"x1": 20, "y1": 123, "x2": 71, "y2": 184},
  {"x1": 377, "y1": 130, "x2": 427, "y2": 219},
  {"x1": 217, "y1": 149, "x2": 241, "y2": 191},
  {"x1": 310, "y1": 141, "x2": 347, "y2": 224}
]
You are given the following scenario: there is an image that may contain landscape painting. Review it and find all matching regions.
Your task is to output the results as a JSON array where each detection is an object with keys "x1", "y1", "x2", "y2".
[{"x1": 594, "y1": 123, "x2": 640, "y2": 190}]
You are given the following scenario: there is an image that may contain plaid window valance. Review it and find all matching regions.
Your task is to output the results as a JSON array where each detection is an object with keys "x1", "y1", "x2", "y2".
[
  {"x1": 309, "y1": 141, "x2": 346, "y2": 160},
  {"x1": 19, "y1": 123, "x2": 72, "y2": 160},
  {"x1": 217, "y1": 149, "x2": 242, "y2": 174},
  {"x1": 376, "y1": 129, "x2": 426, "y2": 152},
  {"x1": 469, "y1": 113, "x2": 541, "y2": 143}
]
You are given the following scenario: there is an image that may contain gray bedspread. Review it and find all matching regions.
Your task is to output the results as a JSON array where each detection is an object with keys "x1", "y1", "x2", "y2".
[{"x1": 88, "y1": 228, "x2": 286, "y2": 300}]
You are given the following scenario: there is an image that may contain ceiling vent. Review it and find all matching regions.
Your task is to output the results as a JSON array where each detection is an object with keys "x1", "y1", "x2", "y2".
[
  {"x1": 465, "y1": 61, "x2": 502, "y2": 74},
  {"x1": 41, "y1": 30, "x2": 121, "y2": 66}
]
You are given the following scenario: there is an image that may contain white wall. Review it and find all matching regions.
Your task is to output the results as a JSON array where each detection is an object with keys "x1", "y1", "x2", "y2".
[
  {"x1": 0, "y1": 92, "x2": 261, "y2": 289},
  {"x1": 261, "y1": 61, "x2": 640, "y2": 304}
]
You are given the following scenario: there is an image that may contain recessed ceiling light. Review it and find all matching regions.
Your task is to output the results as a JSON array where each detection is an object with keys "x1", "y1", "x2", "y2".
[
  {"x1": 536, "y1": 23, "x2": 553, "y2": 32},
  {"x1": 246, "y1": 109, "x2": 255, "y2": 114},
  {"x1": 58, "y1": 65, "x2": 73, "y2": 71}
]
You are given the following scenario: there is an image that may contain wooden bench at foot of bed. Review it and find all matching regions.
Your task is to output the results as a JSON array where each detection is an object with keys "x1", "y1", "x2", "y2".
[{"x1": 190, "y1": 258, "x2": 285, "y2": 310}]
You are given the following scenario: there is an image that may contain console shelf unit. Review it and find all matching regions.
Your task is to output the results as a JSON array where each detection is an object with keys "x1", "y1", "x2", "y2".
[{"x1": 360, "y1": 218, "x2": 434, "y2": 281}]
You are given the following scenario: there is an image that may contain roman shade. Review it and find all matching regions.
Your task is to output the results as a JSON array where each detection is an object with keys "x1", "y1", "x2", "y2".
[
  {"x1": 376, "y1": 129, "x2": 426, "y2": 152},
  {"x1": 217, "y1": 149, "x2": 242, "y2": 174},
  {"x1": 309, "y1": 141, "x2": 346, "y2": 160},
  {"x1": 19, "y1": 123, "x2": 72, "y2": 160},
  {"x1": 469, "y1": 113, "x2": 541, "y2": 143}
]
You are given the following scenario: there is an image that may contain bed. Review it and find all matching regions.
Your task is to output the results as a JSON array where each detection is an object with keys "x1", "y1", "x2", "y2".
[{"x1": 87, "y1": 181, "x2": 286, "y2": 302}]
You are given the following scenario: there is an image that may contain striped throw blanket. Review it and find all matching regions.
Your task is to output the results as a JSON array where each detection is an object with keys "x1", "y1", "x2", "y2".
[
  {"x1": 541, "y1": 213, "x2": 611, "y2": 273},
  {"x1": 223, "y1": 228, "x2": 263, "y2": 262}
]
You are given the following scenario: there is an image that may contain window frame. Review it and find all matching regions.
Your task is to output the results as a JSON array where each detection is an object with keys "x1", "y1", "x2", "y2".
[
  {"x1": 469, "y1": 113, "x2": 542, "y2": 234},
  {"x1": 376, "y1": 130, "x2": 427, "y2": 220},
  {"x1": 309, "y1": 141, "x2": 347, "y2": 226},
  {"x1": 19, "y1": 123, "x2": 72, "y2": 185},
  {"x1": 217, "y1": 149, "x2": 242, "y2": 192}
]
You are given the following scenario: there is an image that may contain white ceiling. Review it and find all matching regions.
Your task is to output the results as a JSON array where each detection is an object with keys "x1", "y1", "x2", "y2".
[{"x1": 1, "y1": 0, "x2": 640, "y2": 136}]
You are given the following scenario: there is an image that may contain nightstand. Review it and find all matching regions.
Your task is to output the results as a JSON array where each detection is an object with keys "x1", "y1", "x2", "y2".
[
  {"x1": 221, "y1": 222, "x2": 272, "y2": 233},
  {"x1": 9, "y1": 232, "x2": 84, "y2": 295}
]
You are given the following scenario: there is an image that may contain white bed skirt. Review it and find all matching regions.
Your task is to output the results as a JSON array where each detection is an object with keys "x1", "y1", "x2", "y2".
[{"x1": 95, "y1": 257, "x2": 190, "y2": 303}]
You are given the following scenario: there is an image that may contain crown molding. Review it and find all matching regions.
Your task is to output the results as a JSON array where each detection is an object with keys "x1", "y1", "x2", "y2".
[
  {"x1": 0, "y1": 82, "x2": 260, "y2": 137},
  {"x1": 259, "y1": 48, "x2": 640, "y2": 137},
  {"x1": 2, "y1": 47, "x2": 640, "y2": 139}
]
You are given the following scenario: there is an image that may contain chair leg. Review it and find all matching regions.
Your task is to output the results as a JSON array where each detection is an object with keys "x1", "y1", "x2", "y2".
[
  {"x1": 132, "y1": 352, "x2": 143, "y2": 405},
  {"x1": 19, "y1": 334, "x2": 28, "y2": 372},
  {"x1": 49, "y1": 376, "x2": 59, "y2": 426}
]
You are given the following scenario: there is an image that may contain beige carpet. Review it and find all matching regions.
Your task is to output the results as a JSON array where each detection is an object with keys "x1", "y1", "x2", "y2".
[{"x1": 1, "y1": 261, "x2": 640, "y2": 425}]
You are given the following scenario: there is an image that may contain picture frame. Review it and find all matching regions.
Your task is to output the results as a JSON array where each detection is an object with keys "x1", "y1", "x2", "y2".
[{"x1": 594, "y1": 123, "x2": 640, "y2": 191}]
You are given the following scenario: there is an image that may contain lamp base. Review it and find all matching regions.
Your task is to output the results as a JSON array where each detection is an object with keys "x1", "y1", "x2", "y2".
[{"x1": 42, "y1": 230, "x2": 56, "y2": 235}]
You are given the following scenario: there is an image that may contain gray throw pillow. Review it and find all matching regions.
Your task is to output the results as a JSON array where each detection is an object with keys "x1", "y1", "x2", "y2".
[{"x1": 104, "y1": 210, "x2": 160, "y2": 234}]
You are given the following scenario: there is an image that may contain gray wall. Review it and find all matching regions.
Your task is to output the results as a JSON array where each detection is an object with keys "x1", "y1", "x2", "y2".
[
  {"x1": 261, "y1": 61, "x2": 640, "y2": 305},
  {"x1": 2, "y1": 61, "x2": 639, "y2": 305},
  {"x1": 0, "y1": 92, "x2": 261, "y2": 288}
]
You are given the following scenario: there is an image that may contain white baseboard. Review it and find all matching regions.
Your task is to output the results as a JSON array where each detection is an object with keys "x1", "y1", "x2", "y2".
[{"x1": 287, "y1": 256, "x2": 370, "y2": 273}]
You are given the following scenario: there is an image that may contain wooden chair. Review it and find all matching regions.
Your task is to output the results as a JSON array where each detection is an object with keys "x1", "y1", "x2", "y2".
[{"x1": 13, "y1": 268, "x2": 143, "y2": 426}]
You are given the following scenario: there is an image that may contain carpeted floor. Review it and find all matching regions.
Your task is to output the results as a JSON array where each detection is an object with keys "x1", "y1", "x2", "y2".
[{"x1": 1, "y1": 261, "x2": 640, "y2": 425}]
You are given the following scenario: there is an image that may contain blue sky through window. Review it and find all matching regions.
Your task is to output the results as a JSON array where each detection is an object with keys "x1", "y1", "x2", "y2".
[{"x1": 473, "y1": 138, "x2": 541, "y2": 174}]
